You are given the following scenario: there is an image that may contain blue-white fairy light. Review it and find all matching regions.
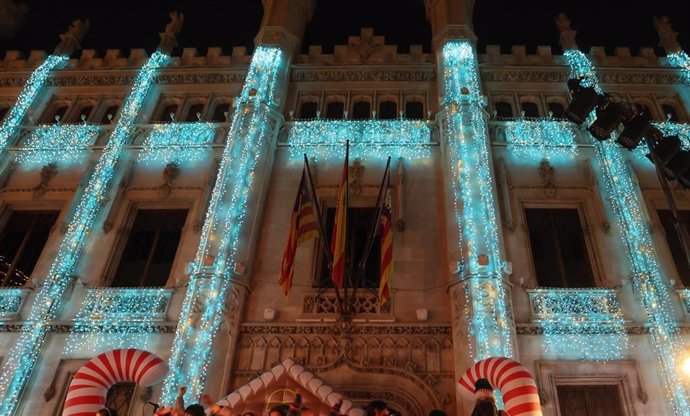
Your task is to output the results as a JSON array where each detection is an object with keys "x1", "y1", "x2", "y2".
[
  {"x1": 0, "y1": 51, "x2": 170, "y2": 415},
  {"x1": 503, "y1": 119, "x2": 578, "y2": 160},
  {"x1": 668, "y1": 51, "x2": 690, "y2": 85},
  {"x1": 139, "y1": 122, "x2": 217, "y2": 165},
  {"x1": 16, "y1": 124, "x2": 100, "y2": 167}
]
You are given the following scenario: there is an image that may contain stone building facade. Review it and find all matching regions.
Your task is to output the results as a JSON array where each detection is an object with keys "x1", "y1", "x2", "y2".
[{"x1": 0, "y1": 0, "x2": 689, "y2": 415}]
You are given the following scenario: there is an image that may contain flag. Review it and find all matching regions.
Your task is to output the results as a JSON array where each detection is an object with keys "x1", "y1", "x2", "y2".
[
  {"x1": 331, "y1": 145, "x2": 349, "y2": 288},
  {"x1": 278, "y1": 167, "x2": 319, "y2": 296},
  {"x1": 378, "y1": 173, "x2": 393, "y2": 305}
]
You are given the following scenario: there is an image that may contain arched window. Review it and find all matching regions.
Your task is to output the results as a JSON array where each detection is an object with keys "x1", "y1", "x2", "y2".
[
  {"x1": 661, "y1": 104, "x2": 680, "y2": 122},
  {"x1": 100, "y1": 105, "x2": 119, "y2": 124},
  {"x1": 352, "y1": 101, "x2": 371, "y2": 120},
  {"x1": 299, "y1": 101, "x2": 318, "y2": 119},
  {"x1": 185, "y1": 103, "x2": 205, "y2": 122},
  {"x1": 45, "y1": 105, "x2": 69, "y2": 124},
  {"x1": 325, "y1": 101, "x2": 344, "y2": 119},
  {"x1": 0, "y1": 107, "x2": 9, "y2": 121},
  {"x1": 521, "y1": 102, "x2": 540, "y2": 118},
  {"x1": 379, "y1": 101, "x2": 397, "y2": 119},
  {"x1": 76, "y1": 106, "x2": 93, "y2": 123},
  {"x1": 405, "y1": 101, "x2": 424, "y2": 119},
  {"x1": 155, "y1": 103, "x2": 178, "y2": 122},
  {"x1": 547, "y1": 102, "x2": 565, "y2": 118},
  {"x1": 494, "y1": 101, "x2": 513, "y2": 118},
  {"x1": 211, "y1": 103, "x2": 231, "y2": 122}
]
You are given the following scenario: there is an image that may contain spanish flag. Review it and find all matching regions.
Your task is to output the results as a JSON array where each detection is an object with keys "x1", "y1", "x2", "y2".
[
  {"x1": 331, "y1": 146, "x2": 349, "y2": 288},
  {"x1": 278, "y1": 167, "x2": 319, "y2": 296},
  {"x1": 378, "y1": 172, "x2": 393, "y2": 305}
]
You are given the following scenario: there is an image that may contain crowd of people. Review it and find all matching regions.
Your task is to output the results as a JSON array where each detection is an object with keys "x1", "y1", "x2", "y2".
[{"x1": 96, "y1": 378, "x2": 507, "y2": 416}]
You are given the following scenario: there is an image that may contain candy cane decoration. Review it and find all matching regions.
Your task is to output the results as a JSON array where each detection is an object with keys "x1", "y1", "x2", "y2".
[
  {"x1": 62, "y1": 349, "x2": 168, "y2": 416},
  {"x1": 458, "y1": 356, "x2": 542, "y2": 416}
]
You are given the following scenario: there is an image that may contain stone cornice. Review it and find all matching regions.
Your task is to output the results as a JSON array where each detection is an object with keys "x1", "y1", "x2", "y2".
[
  {"x1": 239, "y1": 323, "x2": 451, "y2": 335},
  {"x1": 290, "y1": 65, "x2": 436, "y2": 82},
  {"x1": 480, "y1": 65, "x2": 685, "y2": 85}
]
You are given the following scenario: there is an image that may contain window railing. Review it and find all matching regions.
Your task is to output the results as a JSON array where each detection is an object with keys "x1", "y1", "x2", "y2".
[
  {"x1": 15, "y1": 124, "x2": 102, "y2": 166},
  {"x1": 0, "y1": 288, "x2": 29, "y2": 320},
  {"x1": 302, "y1": 291, "x2": 391, "y2": 315},
  {"x1": 490, "y1": 119, "x2": 581, "y2": 159},
  {"x1": 77, "y1": 287, "x2": 172, "y2": 322}
]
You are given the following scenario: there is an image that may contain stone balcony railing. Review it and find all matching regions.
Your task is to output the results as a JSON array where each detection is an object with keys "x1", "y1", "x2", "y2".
[
  {"x1": 489, "y1": 118, "x2": 583, "y2": 156},
  {"x1": 76, "y1": 287, "x2": 173, "y2": 324},
  {"x1": 527, "y1": 287, "x2": 624, "y2": 324},
  {"x1": 0, "y1": 288, "x2": 29, "y2": 320}
]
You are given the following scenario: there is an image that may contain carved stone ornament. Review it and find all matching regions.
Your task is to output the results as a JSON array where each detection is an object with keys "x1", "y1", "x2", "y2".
[
  {"x1": 158, "y1": 11, "x2": 184, "y2": 54},
  {"x1": 538, "y1": 159, "x2": 556, "y2": 197},
  {"x1": 33, "y1": 163, "x2": 58, "y2": 199},
  {"x1": 348, "y1": 159, "x2": 364, "y2": 196},
  {"x1": 555, "y1": 13, "x2": 578, "y2": 50},
  {"x1": 653, "y1": 15, "x2": 681, "y2": 54},
  {"x1": 54, "y1": 18, "x2": 89, "y2": 55},
  {"x1": 158, "y1": 162, "x2": 180, "y2": 199}
]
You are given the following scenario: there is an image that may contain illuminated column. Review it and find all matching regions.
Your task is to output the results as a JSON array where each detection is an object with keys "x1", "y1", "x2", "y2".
[
  {"x1": 161, "y1": 0, "x2": 314, "y2": 403},
  {"x1": 563, "y1": 48, "x2": 690, "y2": 415},
  {"x1": 437, "y1": 38, "x2": 515, "y2": 372},
  {"x1": 0, "y1": 51, "x2": 170, "y2": 415}
]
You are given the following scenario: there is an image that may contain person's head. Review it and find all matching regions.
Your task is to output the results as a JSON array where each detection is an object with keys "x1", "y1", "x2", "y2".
[
  {"x1": 96, "y1": 409, "x2": 116, "y2": 416},
  {"x1": 185, "y1": 404, "x2": 206, "y2": 416},
  {"x1": 269, "y1": 404, "x2": 290, "y2": 416},
  {"x1": 471, "y1": 399, "x2": 499, "y2": 416},
  {"x1": 366, "y1": 400, "x2": 389, "y2": 416},
  {"x1": 474, "y1": 378, "x2": 495, "y2": 401},
  {"x1": 428, "y1": 410, "x2": 447, "y2": 416}
]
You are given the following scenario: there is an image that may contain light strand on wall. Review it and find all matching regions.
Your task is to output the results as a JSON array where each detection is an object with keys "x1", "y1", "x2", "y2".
[
  {"x1": 287, "y1": 119, "x2": 432, "y2": 161},
  {"x1": 0, "y1": 55, "x2": 69, "y2": 151},
  {"x1": 441, "y1": 40, "x2": 513, "y2": 360},
  {"x1": 565, "y1": 48, "x2": 689, "y2": 414},
  {"x1": 503, "y1": 119, "x2": 578, "y2": 160},
  {"x1": 0, "y1": 51, "x2": 170, "y2": 415},
  {"x1": 15, "y1": 124, "x2": 101, "y2": 167},
  {"x1": 161, "y1": 45, "x2": 285, "y2": 404},
  {"x1": 139, "y1": 122, "x2": 217, "y2": 165},
  {"x1": 668, "y1": 51, "x2": 690, "y2": 85}
]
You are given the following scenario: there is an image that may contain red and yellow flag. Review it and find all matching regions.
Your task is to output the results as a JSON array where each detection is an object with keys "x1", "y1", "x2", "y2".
[
  {"x1": 378, "y1": 173, "x2": 393, "y2": 305},
  {"x1": 331, "y1": 146, "x2": 349, "y2": 288},
  {"x1": 278, "y1": 167, "x2": 319, "y2": 296}
]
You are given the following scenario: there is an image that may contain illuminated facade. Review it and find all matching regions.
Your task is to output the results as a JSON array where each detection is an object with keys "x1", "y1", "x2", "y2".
[{"x1": 0, "y1": 0, "x2": 689, "y2": 415}]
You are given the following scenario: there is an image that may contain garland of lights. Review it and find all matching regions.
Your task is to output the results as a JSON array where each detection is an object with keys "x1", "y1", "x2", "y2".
[
  {"x1": 528, "y1": 289, "x2": 627, "y2": 360},
  {"x1": 0, "y1": 55, "x2": 69, "y2": 151},
  {"x1": 441, "y1": 40, "x2": 513, "y2": 360},
  {"x1": 668, "y1": 51, "x2": 690, "y2": 85},
  {"x1": 631, "y1": 122, "x2": 690, "y2": 158},
  {"x1": 287, "y1": 119, "x2": 432, "y2": 161},
  {"x1": 15, "y1": 124, "x2": 101, "y2": 167},
  {"x1": 0, "y1": 51, "x2": 170, "y2": 415},
  {"x1": 161, "y1": 45, "x2": 285, "y2": 404},
  {"x1": 503, "y1": 120, "x2": 578, "y2": 160},
  {"x1": 139, "y1": 122, "x2": 217, "y2": 165},
  {"x1": 565, "y1": 48, "x2": 689, "y2": 414},
  {"x1": 0, "y1": 289, "x2": 26, "y2": 318},
  {"x1": 65, "y1": 288, "x2": 172, "y2": 354}
]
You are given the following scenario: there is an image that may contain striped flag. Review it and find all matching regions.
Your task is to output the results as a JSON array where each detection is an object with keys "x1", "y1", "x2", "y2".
[
  {"x1": 331, "y1": 146, "x2": 349, "y2": 288},
  {"x1": 278, "y1": 167, "x2": 319, "y2": 296},
  {"x1": 378, "y1": 172, "x2": 393, "y2": 305}
]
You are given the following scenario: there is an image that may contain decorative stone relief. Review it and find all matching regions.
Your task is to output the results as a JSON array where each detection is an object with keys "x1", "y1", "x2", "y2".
[
  {"x1": 33, "y1": 163, "x2": 57, "y2": 199},
  {"x1": 348, "y1": 159, "x2": 364, "y2": 196},
  {"x1": 538, "y1": 159, "x2": 556, "y2": 197},
  {"x1": 158, "y1": 162, "x2": 180, "y2": 199}
]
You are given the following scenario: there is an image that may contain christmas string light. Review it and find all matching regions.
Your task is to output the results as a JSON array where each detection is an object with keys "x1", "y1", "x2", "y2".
[
  {"x1": 528, "y1": 289, "x2": 627, "y2": 361},
  {"x1": 0, "y1": 55, "x2": 69, "y2": 151},
  {"x1": 287, "y1": 119, "x2": 432, "y2": 161},
  {"x1": 632, "y1": 122, "x2": 690, "y2": 158},
  {"x1": 0, "y1": 51, "x2": 170, "y2": 415},
  {"x1": 667, "y1": 50, "x2": 690, "y2": 85},
  {"x1": 15, "y1": 124, "x2": 100, "y2": 167},
  {"x1": 64, "y1": 288, "x2": 172, "y2": 354},
  {"x1": 503, "y1": 119, "x2": 578, "y2": 160},
  {"x1": 441, "y1": 40, "x2": 513, "y2": 360},
  {"x1": 139, "y1": 122, "x2": 217, "y2": 165},
  {"x1": 0, "y1": 289, "x2": 26, "y2": 318},
  {"x1": 565, "y1": 48, "x2": 689, "y2": 414},
  {"x1": 162, "y1": 45, "x2": 285, "y2": 404}
]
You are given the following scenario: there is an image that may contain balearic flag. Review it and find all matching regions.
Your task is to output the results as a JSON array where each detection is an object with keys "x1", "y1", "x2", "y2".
[
  {"x1": 331, "y1": 145, "x2": 349, "y2": 288},
  {"x1": 278, "y1": 167, "x2": 319, "y2": 296},
  {"x1": 378, "y1": 172, "x2": 393, "y2": 305}
]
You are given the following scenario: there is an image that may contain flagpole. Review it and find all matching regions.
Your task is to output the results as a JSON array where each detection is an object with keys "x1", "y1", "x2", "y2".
[{"x1": 343, "y1": 140, "x2": 350, "y2": 317}]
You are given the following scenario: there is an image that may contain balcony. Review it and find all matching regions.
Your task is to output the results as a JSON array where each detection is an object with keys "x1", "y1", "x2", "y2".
[
  {"x1": 490, "y1": 118, "x2": 581, "y2": 160},
  {"x1": 0, "y1": 288, "x2": 29, "y2": 320},
  {"x1": 76, "y1": 287, "x2": 172, "y2": 324}
]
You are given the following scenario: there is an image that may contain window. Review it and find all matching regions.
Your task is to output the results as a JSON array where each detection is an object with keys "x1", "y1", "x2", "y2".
[
  {"x1": 185, "y1": 103, "x2": 205, "y2": 122},
  {"x1": 0, "y1": 107, "x2": 9, "y2": 121},
  {"x1": 661, "y1": 104, "x2": 680, "y2": 122},
  {"x1": 557, "y1": 385, "x2": 624, "y2": 416},
  {"x1": 658, "y1": 210, "x2": 690, "y2": 286},
  {"x1": 299, "y1": 101, "x2": 318, "y2": 119},
  {"x1": 379, "y1": 101, "x2": 397, "y2": 119},
  {"x1": 525, "y1": 208, "x2": 595, "y2": 288},
  {"x1": 211, "y1": 103, "x2": 231, "y2": 122},
  {"x1": 352, "y1": 101, "x2": 371, "y2": 120},
  {"x1": 0, "y1": 210, "x2": 59, "y2": 287},
  {"x1": 154, "y1": 103, "x2": 178, "y2": 123},
  {"x1": 45, "y1": 105, "x2": 69, "y2": 124},
  {"x1": 105, "y1": 382, "x2": 135, "y2": 416},
  {"x1": 494, "y1": 101, "x2": 513, "y2": 118},
  {"x1": 547, "y1": 102, "x2": 565, "y2": 118},
  {"x1": 405, "y1": 101, "x2": 424, "y2": 119},
  {"x1": 316, "y1": 207, "x2": 381, "y2": 289},
  {"x1": 325, "y1": 101, "x2": 344, "y2": 119},
  {"x1": 110, "y1": 209, "x2": 188, "y2": 287},
  {"x1": 521, "y1": 101, "x2": 540, "y2": 118},
  {"x1": 100, "y1": 105, "x2": 119, "y2": 124},
  {"x1": 76, "y1": 105, "x2": 93, "y2": 123}
]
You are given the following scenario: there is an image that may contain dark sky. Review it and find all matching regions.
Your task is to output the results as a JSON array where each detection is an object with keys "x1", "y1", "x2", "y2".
[{"x1": 0, "y1": 0, "x2": 688, "y2": 57}]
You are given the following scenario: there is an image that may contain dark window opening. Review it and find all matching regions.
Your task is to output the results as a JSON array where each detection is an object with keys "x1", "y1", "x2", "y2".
[
  {"x1": 185, "y1": 103, "x2": 205, "y2": 122},
  {"x1": 154, "y1": 103, "x2": 178, "y2": 122},
  {"x1": 379, "y1": 101, "x2": 397, "y2": 119},
  {"x1": 494, "y1": 101, "x2": 513, "y2": 118},
  {"x1": 405, "y1": 101, "x2": 424, "y2": 119},
  {"x1": 661, "y1": 104, "x2": 680, "y2": 122},
  {"x1": 0, "y1": 107, "x2": 8, "y2": 121},
  {"x1": 299, "y1": 101, "x2": 318, "y2": 119},
  {"x1": 110, "y1": 209, "x2": 188, "y2": 287},
  {"x1": 658, "y1": 210, "x2": 690, "y2": 286},
  {"x1": 557, "y1": 385, "x2": 624, "y2": 416},
  {"x1": 525, "y1": 208, "x2": 595, "y2": 288},
  {"x1": 547, "y1": 102, "x2": 565, "y2": 119},
  {"x1": 101, "y1": 105, "x2": 119, "y2": 124},
  {"x1": 316, "y1": 207, "x2": 381, "y2": 289},
  {"x1": 46, "y1": 105, "x2": 69, "y2": 124},
  {"x1": 326, "y1": 101, "x2": 345, "y2": 119},
  {"x1": 211, "y1": 103, "x2": 231, "y2": 122},
  {"x1": 76, "y1": 106, "x2": 93, "y2": 123},
  {"x1": 105, "y1": 382, "x2": 135, "y2": 416},
  {"x1": 352, "y1": 101, "x2": 371, "y2": 120},
  {"x1": 522, "y1": 101, "x2": 540, "y2": 118},
  {"x1": 0, "y1": 210, "x2": 59, "y2": 287}
]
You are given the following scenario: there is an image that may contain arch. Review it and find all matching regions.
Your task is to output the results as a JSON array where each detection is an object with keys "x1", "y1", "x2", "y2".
[
  {"x1": 42, "y1": 99, "x2": 71, "y2": 124},
  {"x1": 152, "y1": 97, "x2": 182, "y2": 122},
  {"x1": 379, "y1": 100, "x2": 398, "y2": 119},
  {"x1": 520, "y1": 100, "x2": 540, "y2": 118},
  {"x1": 404, "y1": 100, "x2": 424, "y2": 119},
  {"x1": 182, "y1": 98, "x2": 207, "y2": 122},
  {"x1": 326, "y1": 100, "x2": 345, "y2": 119},
  {"x1": 299, "y1": 101, "x2": 318, "y2": 119},
  {"x1": 546, "y1": 100, "x2": 566, "y2": 119},
  {"x1": 660, "y1": 102, "x2": 683, "y2": 122},
  {"x1": 210, "y1": 99, "x2": 232, "y2": 122},
  {"x1": 494, "y1": 100, "x2": 513, "y2": 118}
]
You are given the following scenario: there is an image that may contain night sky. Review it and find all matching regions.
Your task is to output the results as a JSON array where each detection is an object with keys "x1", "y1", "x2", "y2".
[{"x1": 0, "y1": 0, "x2": 688, "y2": 57}]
